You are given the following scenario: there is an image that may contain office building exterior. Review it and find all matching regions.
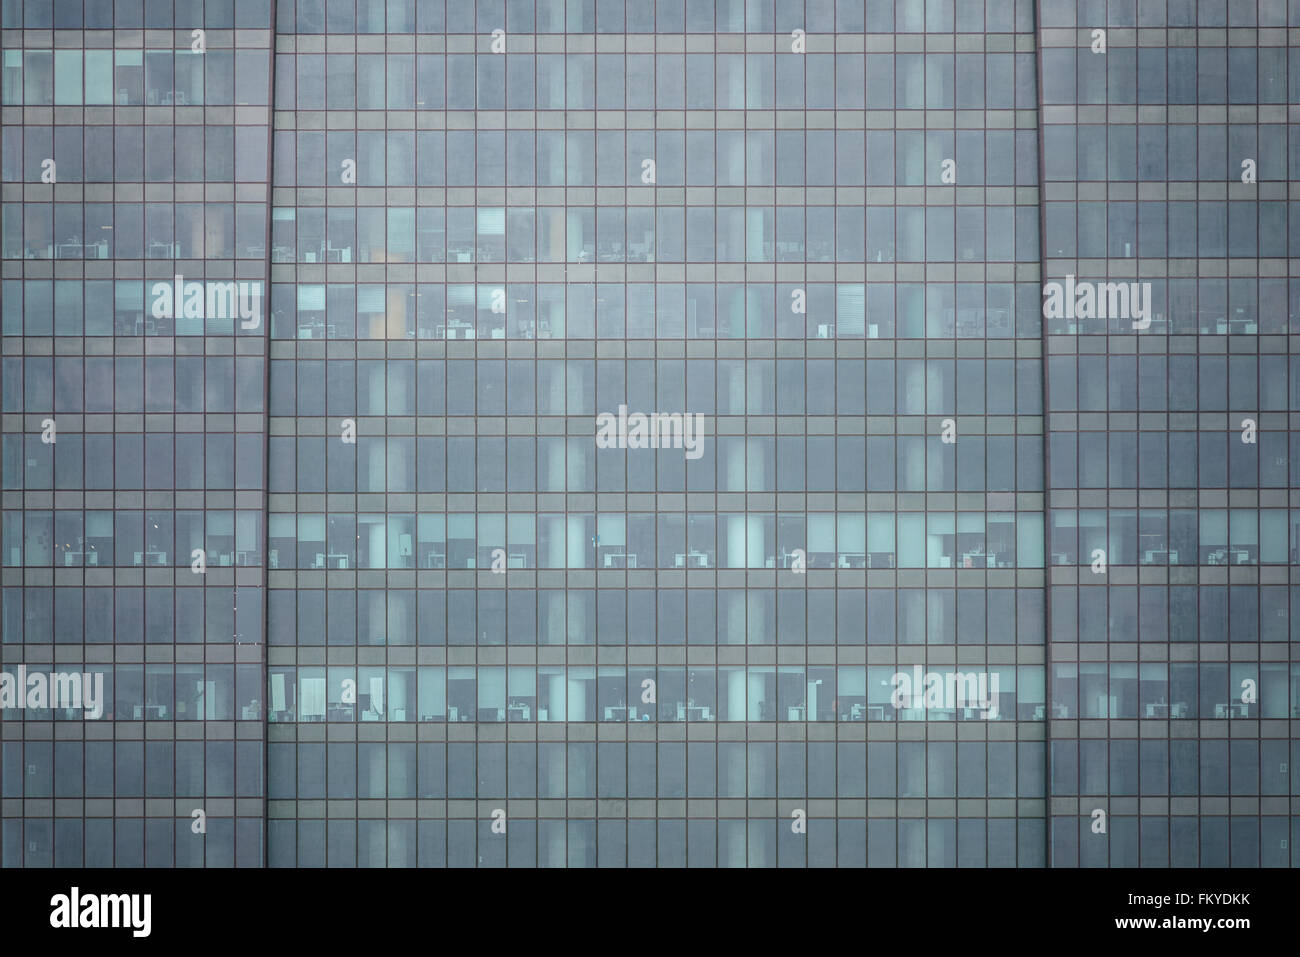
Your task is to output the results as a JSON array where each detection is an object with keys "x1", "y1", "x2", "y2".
[{"x1": 1, "y1": 0, "x2": 1296, "y2": 867}]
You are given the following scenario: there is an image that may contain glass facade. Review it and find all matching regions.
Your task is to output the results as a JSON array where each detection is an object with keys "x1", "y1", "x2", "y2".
[
  {"x1": 1, "y1": 0, "x2": 272, "y2": 867},
  {"x1": 1039, "y1": 0, "x2": 1300, "y2": 867},
  {"x1": 0, "y1": 0, "x2": 1297, "y2": 867}
]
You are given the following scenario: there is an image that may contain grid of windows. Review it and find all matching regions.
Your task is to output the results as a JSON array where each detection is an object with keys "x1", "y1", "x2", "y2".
[
  {"x1": 259, "y1": 0, "x2": 1050, "y2": 868},
  {"x1": 1039, "y1": 0, "x2": 1300, "y2": 866},
  {"x1": 1, "y1": 0, "x2": 1298, "y2": 868},
  {"x1": 0, "y1": 0, "x2": 273, "y2": 867}
]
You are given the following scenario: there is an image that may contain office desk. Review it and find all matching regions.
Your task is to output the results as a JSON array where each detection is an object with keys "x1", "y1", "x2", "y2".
[
  {"x1": 686, "y1": 706, "x2": 712, "y2": 721},
  {"x1": 603, "y1": 552, "x2": 637, "y2": 568},
  {"x1": 1214, "y1": 703, "x2": 1249, "y2": 718},
  {"x1": 297, "y1": 321, "x2": 337, "y2": 339}
]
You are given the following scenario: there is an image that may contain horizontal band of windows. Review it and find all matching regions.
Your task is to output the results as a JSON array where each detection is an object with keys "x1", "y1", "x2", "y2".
[
  {"x1": 3, "y1": 508, "x2": 1044, "y2": 569},
  {"x1": 4, "y1": 207, "x2": 1040, "y2": 265},
  {"x1": 258, "y1": 659, "x2": 1300, "y2": 723},
  {"x1": 262, "y1": 662, "x2": 1042, "y2": 723},
  {"x1": 9, "y1": 507, "x2": 1296, "y2": 570},
  {"x1": 13, "y1": 577, "x2": 1300, "y2": 641},
  {"x1": 2, "y1": 48, "x2": 269, "y2": 107}
]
